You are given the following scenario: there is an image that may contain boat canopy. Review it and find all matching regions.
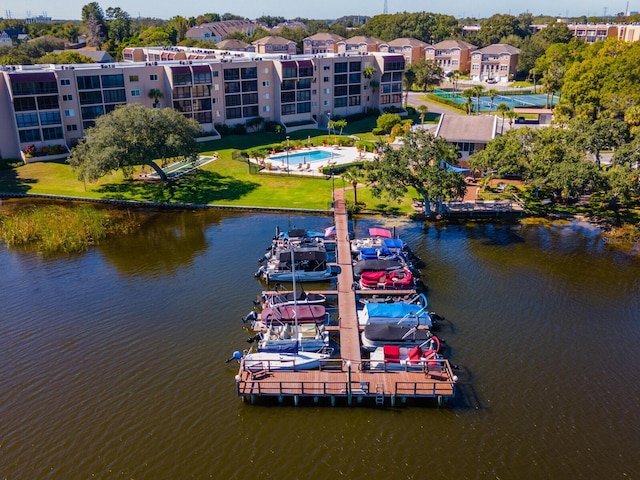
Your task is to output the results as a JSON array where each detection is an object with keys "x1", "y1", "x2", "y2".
[
  {"x1": 261, "y1": 304, "x2": 327, "y2": 324},
  {"x1": 363, "y1": 324, "x2": 432, "y2": 342},
  {"x1": 353, "y1": 258, "x2": 403, "y2": 275},
  {"x1": 258, "y1": 342, "x2": 298, "y2": 354},
  {"x1": 369, "y1": 228, "x2": 393, "y2": 238},
  {"x1": 277, "y1": 249, "x2": 326, "y2": 264}
]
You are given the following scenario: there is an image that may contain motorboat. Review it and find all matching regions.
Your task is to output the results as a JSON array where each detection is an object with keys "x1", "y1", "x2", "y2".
[
  {"x1": 256, "y1": 242, "x2": 334, "y2": 282},
  {"x1": 357, "y1": 293, "x2": 431, "y2": 327},
  {"x1": 351, "y1": 227, "x2": 395, "y2": 255},
  {"x1": 361, "y1": 324, "x2": 434, "y2": 350},
  {"x1": 251, "y1": 322, "x2": 329, "y2": 353},
  {"x1": 359, "y1": 267, "x2": 414, "y2": 290},
  {"x1": 368, "y1": 337, "x2": 443, "y2": 371},
  {"x1": 261, "y1": 285, "x2": 327, "y2": 308},
  {"x1": 251, "y1": 304, "x2": 329, "y2": 330},
  {"x1": 241, "y1": 347, "x2": 332, "y2": 372}
]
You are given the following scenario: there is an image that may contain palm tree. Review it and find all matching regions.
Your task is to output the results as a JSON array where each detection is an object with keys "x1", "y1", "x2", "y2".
[
  {"x1": 148, "y1": 88, "x2": 164, "y2": 108},
  {"x1": 450, "y1": 70, "x2": 460, "y2": 92},
  {"x1": 487, "y1": 88, "x2": 498, "y2": 113},
  {"x1": 496, "y1": 103, "x2": 509, "y2": 134},
  {"x1": 505, "y1": 110, "x2": 518, "y2": 129},
  {"x1": 341, "y1": 167, "x2": 363, "y2": 204},
  {"x1": 461, "y1": 88, "x2": 475, "y2": 115},
  {"x1": 403, "y1": 67, "x2": 417, "y2": 106},
  {"x1": 417, "y1": 104, "x2": 429, "y2": 126},
  {"x1": 471, "y1": 85, "x2": 485, "y2": 115}
]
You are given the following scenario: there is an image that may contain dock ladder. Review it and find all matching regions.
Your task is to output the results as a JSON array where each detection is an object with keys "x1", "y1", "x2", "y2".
[{"x1": 375, "y1": 384, "x2": 385, "y2": 406}]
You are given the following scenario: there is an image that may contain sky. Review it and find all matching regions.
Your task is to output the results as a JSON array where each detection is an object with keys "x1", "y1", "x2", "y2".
[{"x1": 1, "y1": 0, "x2": 630, "y2": 21}]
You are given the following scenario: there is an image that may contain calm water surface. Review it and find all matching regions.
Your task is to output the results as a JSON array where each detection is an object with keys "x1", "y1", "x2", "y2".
[{"x1": 1, "y1": 208, "x2": 639, "y2": 479}]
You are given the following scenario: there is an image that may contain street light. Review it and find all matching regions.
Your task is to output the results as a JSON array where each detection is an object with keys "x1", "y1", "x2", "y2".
[{"x1": 285, "y1": 135, "x2": 290, "y2": 175}]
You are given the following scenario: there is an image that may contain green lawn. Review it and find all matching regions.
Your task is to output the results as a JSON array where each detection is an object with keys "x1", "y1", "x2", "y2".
[{"x1": 0, "y1": 128, "x2": 415, "y2": 213}]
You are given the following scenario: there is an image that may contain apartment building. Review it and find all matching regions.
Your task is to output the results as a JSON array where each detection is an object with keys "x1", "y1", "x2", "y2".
[
  {"x1": 470, "y1": 44, "x2": 520, "y2": 83},
  {"x1": 185, "y1": 20, "x2": 265, "y2": 44},
  {"x1": 303, "y1": 33, "x2": 344, "y2": 54},
  {"x1": 0, "y1": 47, "x2": 404, "y2": 161},
  {"x1": 251, "y1": 36, "x2": 297, "y2": 55},
  {"x1": 426, "y1": 40, "x2": 477, "y2": 74},
  {"x1": 380, "y1": 38, "x2": 429, "y2": 64},
  {"x1": 337, "y1": 36, "x2": 385, "y2": 54}
]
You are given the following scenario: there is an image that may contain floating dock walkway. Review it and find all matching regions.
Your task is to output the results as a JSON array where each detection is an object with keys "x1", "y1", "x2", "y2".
[{"x1": 235, "y1": 189, "x2": 457, "y2": 407}]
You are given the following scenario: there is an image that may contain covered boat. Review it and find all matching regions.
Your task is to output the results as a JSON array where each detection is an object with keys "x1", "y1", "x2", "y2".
[
  {"x1": 253, "y1": 304, "x2": 329, "y2": 330},
  {"x1": 357, "y1": 294, "x2": 431, "y2": 326},
  {"x1": 257, "y1": 245, "x2": 333, "y2": 282},
  {"x1": 261, "y1": 286, "x2": 326, "y2": 308},
  {"x1": 361, "y1": 324, "x2": 433, "y2": 350}
]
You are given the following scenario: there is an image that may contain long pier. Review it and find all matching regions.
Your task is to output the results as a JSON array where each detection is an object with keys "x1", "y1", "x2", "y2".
[{"x1": 235, "y1": 189, "x2": 457, "y2": 407}]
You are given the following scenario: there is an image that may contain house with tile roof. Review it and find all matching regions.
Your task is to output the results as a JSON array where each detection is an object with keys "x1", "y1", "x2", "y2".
[
  {"x1": 426, "y1": 40, "x2": 477, "y2": 74},
  {"x1": 470, "y1": 44, "x2": 520, "y2": 83},
  {"x1": 303, "y1": 33, "x2": 345, "y2": 54},
  {"x1": 337, "y1": 35, "x2": 384, "y2": 54},
  {"x1": 251, "y1": 36, "x2": 297, "y2": 55},
  {"x1": 186, "y1": 20, "x2": 264, "y2": 44},
  {"x1": 380, "y1": 37, "x2": 430, "y2": 64}
]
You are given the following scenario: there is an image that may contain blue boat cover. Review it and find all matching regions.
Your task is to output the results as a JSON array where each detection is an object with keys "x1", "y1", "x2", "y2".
[
  {"x1": 258, "y1": 343, "x2": 298, "y2": 353},
  {"x1": 364, "y1": 302, "x2": 428, "y2": 319},
  {"x1": 383, "y1": 238, "x2": 403, "y2": 249}
]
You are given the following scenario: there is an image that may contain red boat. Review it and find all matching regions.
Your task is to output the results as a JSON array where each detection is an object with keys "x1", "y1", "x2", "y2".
[{"x1": 359, "y1": 268, "x2": 413, "y2": 290}]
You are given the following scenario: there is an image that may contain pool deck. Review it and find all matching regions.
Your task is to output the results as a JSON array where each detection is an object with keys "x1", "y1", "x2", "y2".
[{"x1": 255, "y1": 146, "x2": 375, "y2": 176}]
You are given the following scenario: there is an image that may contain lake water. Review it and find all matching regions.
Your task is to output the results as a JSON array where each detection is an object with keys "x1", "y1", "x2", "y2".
[{"x1": 1, "y1": 207, "x2": 639, "y2": 479}]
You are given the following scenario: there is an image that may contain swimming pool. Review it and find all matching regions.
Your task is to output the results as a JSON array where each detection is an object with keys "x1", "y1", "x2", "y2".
[{"x1": 269, "y1": 149, "x2": 339, "y2": 166}]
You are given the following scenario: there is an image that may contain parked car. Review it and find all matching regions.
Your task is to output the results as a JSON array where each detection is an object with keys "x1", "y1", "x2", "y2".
[{"x1": 486, "y1": 78, "x2": 497, "y2": 84}]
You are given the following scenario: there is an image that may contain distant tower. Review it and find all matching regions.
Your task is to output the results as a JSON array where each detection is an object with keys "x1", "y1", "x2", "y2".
[{"x1": 384, "y1": 0, "x2": 388, "y2": 14}]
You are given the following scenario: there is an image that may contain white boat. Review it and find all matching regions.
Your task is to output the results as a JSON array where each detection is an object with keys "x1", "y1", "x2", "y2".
[
  {"x1": 254, "y1": 322, "x2": 329, "y2": 353},
  {"x1": 256, "y1": 242, "x2": 333, "y2": 282},
  {"x1": 242, "y1": 348, "x2": 332, "y2": 371},
  {"x1": 368, "y1": 337, "x2": 443, "y2": 371}
]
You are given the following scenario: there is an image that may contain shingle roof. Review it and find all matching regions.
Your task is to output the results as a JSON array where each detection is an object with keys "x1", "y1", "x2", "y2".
[
  {"x1": 474, "y1": 43, "x2": 520, "y2": 55},
  {"x1": 435, "y1": 115, "x2": 497, "y2": 143}
]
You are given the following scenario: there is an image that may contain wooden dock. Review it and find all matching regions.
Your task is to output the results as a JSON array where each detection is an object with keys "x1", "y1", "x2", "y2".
[{"x1": 236, "y1": 189, "x2": 457, "y2": 407}]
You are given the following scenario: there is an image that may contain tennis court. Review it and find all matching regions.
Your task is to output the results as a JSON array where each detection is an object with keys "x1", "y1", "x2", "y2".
[{"x1": 433, "y1": 88, "x2": 559, "y2": 111}]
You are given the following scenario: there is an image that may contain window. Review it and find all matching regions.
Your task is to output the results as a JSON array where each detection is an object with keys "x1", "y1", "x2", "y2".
[
  {"x1": 297, "y1": 102, "x2": 311, "y2": 114},
  {"x1": 262, "y1": 105, "x2": 270, "y2": 112},
  {"x1": 64, "y1": 109, "x2": 75, "y2": 117},
  {"x1": 335, "y1": 62, "x2": 347, "y2": 73},
  {"x1": 16, "y1": 113, "x2": 39, "y2": 128},
  {"x1": 262, "y1": 81, "x2": 270, "y2": 87},
  {"x1": 243, "y1": 105, "x2": 258, "y2": 117},
  {"x1": 192, "y1": 85, "x2": 211, "y2": 97},
  {"x1": 226, "y1": 107, "x2": 242, "y2": 119},
  {"x1": 172, "y1": 73, "x2": 192, "y2": 85},
  {"x1": 77, "y1": 76, "x2": 101, "y2": 90},
  {"x1": 323, "y1": 88, "x2": 330, "y2": 94},
  {"x1": 262, "y1": 93, "x2": 270, "y2": 100},
  {"x1": 103, "y1": 89, "x2": 126, "y2": 103},
  {"x1": 129, "y1": 75, "x2": 139, "y2": 82},
  {"x1": 281, "y1": 104, "x2": 296, "y2": 115},
  {"x1": 224, "y1": 69, "x2": 240, "y2": 81},
  {"x1": 19, "y1": 129, "x2": 41, "y2": 142},
  {"x1": 131, "y1": 89, "x2": 141, "y2": 97},
  {"x1": 242, "y1": 93, "x2": 258, "y2": 104},
  {"x1": 13, "y1": 97, "x2": 36, "y2": 111},
  {"x1": 323, "y1": 65, "x2": 330, "y2": 70},
  {"x1": 334, "y1": 97, "x2": 347, "y2": 108},
  {"x1": 150, "y1": 74, "x2": 158, "y2": 81},
  {"x1": 193, "y1": 71, "x2": 212, "y2": 84},
  {"x1": 60, "y1": 79, "x2": 71, "y2": 86},
  {"x1": 241, "y1": 67, "x2": 257, "y2": 79},
  {"x1": 323, "y1": 100, "x2": 329, "y2": 106},
  {"x1": 42, "y1": 127, "x2": 64, "y2": 140},
  {"x1": 66, "y1": 124, "x2": 78, "y2": 132},
  {"x1": 79, "y1": 91, "x2": 103, "y2": 105},
  {"x1": 281, "y1": 91, "x2": 295, "y2": 103},
  {"x1": 39, "y1": 111, "x2": 61, "y2": 125},
  {"x1": 63, "y1": 94, "x2": 73, "y2": 101},
  {"x1": 101, "y1": 74, "x2": 124, "y2": 88},
  {"x1": 37, "y1": 96, "x2": 59, "y2": 110}
]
